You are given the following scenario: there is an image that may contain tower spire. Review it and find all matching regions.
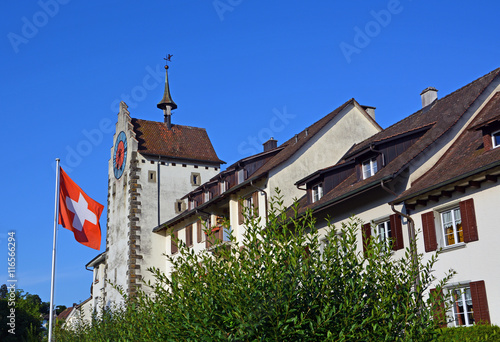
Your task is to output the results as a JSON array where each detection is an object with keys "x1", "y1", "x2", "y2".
[{"x1": 157, "y1": 54, "x2": 177, "y2": 129}]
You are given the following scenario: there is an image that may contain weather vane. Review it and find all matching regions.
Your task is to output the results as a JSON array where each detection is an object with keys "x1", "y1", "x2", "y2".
[{"x1": 164, "y1": 54, "x2": 173, "y2": 66}]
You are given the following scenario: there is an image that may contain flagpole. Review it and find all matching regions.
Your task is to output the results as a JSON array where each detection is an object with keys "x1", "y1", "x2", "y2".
[{"x1": 48, "y1": 159, "x2": 61, "y2": 342}]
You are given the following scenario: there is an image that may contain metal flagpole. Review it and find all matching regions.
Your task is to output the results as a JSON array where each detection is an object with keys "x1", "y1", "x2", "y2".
[{"x1": 48, "y1": 158, "x2": 61, "y2": 342}]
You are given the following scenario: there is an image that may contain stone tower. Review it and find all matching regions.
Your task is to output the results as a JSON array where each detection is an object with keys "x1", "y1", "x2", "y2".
[{"x1": 98, "y1": 61, "x2": 224, "y2": 306}]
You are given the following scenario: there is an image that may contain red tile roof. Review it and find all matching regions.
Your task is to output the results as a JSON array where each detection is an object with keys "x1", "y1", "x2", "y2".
[
  {"x1": 131, "y1": 119, "x2": 224, "y2": 164},
  {"x1": 396, "y1": 92, "x2": 500, "y2": 202},
  {"x1": 156, "y1": 98, "x2": 375, "y2": 230},
  {"x1": 300, "y1": 67, "x2": 500, "y2": 214},
  {"x1": 57, "y1": 306, "x2": 73, "y2": 320}
]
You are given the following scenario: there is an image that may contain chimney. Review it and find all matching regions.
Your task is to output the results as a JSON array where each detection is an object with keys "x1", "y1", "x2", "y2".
[
  {"x1": 263, "y1": 137, "x2": 277, "y2": 152},
  {"x1": 420, "y1": 87, "x2": 438, "y2": 108},
  {"x1": 361, "y1": 105, "x2": 376, "y2": 120}
]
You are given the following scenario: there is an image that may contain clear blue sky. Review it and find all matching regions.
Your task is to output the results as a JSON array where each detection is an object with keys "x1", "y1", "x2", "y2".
[{"x1": 1, "y1": 1, "x2": 499, "y2": 307}]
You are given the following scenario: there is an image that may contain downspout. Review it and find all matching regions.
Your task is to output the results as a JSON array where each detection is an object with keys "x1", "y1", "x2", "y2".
[
  {"x1": 250, "y1": 180, "x2": 268, "y2": 224},
  {"x1": 380, "y1": 180, "x2": 420, "y2": 288}
]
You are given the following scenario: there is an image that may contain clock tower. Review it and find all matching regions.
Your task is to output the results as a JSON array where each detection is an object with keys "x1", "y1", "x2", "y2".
[{"x1": 98, "y1": 61, "x2": 224, "y2": 307}]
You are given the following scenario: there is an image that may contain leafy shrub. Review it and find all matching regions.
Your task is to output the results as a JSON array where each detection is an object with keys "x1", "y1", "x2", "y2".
[
  {"x1": 56, "y1": 192, "x2": 452, "y2": 341},
  {"x1": 436, "y1": 324, "x2": 500, "y2": 341}
]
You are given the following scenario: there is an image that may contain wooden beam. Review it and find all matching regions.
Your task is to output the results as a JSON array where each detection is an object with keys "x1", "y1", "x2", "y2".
[
  {"x1": 455, "y1": 186, "x2": 466, "y2": 193},
  {"x1": 469, "y1": 181, "x2": 481, "y2": 188},
  {"x1": 441, "y1": 190, "x2": 452, "y2": 198},
  {"x1": 416, "y1": 199, "x2": 427, "y2": 207},
  {"x1": 406, "y1": 203, "x2": 416, "y2": 211},
  {"x1": 428, "y1": 195, "x2": 439, "y2": 202},
  {"x1": 485, "y1": 175, "x2": 498, "y2": 183}
]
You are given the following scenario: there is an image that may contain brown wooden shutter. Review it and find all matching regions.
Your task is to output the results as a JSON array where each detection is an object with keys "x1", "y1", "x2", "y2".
[
  {"x1": 252, "y1": 191, "x2": 259, "y2": 217},
  {"x1": 197, "y1": 220, "x2": 202, "y2": 243},
  {"x1": 429, "y1": 288, "x2": 447, "y2": 328},
  {"x1": 470, "y1": 280, "x2": 490, "y2": 324},
  {"x1": 186, "y1": 224, "x2": 193, "y2": 247},
  {"x1": 171, "y1": 230, "x2": 178, "y2": 254},
  {"x1": 390, "y1": 214, "x2": 404, "y2": 251},
  {"x1": 362, "y1": 222, "x2": 371, "y2": 255},
  {"x1": 460, "y1": 198, "x2": 478, "y2": 243},
  {"x1": 421, "y1": 211, "x2": 437, "y2": 252},
  {"x1": 238, "y1": 199, "x2": 244, "y2": 225}
]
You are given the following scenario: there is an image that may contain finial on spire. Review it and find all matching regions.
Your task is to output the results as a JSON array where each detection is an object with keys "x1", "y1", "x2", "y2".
[{"x1": 157, "y1": 54, "x2": 177, "y2": 128}]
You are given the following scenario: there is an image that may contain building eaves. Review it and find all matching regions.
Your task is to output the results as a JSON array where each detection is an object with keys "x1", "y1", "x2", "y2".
[
  {"x1": 153, "y1": 172, "x2": 269, "y2": 232},
  {"x1": 299, "y1": 67, "x2": 500, "y2": 215}
]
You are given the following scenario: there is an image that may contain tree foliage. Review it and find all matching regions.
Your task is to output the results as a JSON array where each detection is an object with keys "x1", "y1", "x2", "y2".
[
  {"x1": 56, "y1": 192, "x2": 452, "y2": 341},
  {"x1": 0, "y1": 288, "x2": 44, "y2": 342}
]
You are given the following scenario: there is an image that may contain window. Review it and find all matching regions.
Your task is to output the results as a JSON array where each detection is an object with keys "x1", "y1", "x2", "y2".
[
  {"x1": 191, "y1": 172, "x2": 201, "y2": 186},
  {"x1": 374, "y1": 220, "x2": 391, "y2": 251},
  {"x1": 148, "y1": 170, "x2": 157, "y2": 182},
  {"x1": 451, "y1": 287, "x2": 474, "y2": 326},
  {"x1": 441, "y1": 207, "x2": 463, "y2": 247},
  {"x1": 204, "y1": 191, "x2": 211, "y2": 203},
  {"x1": 175, "y1": 200, "x2": 186, "y2": 214},
  {"x1": 189, "y1": 199, "x2": 197, "y2": 210},
  {"x1": 311, "y1": 183, "x2": 323, "y2": 203},
  {"x1": 220, "y1": 181, "x2": 227, "y2": 193},
  {"x1": 492, "y1": 130, "x2": 500, "y2": 148},
  {"x1": 237, "y1": 169, "x2": 245, "y2": 184},
  {"x1": 421, "y1": 198, "x2": 478, "y2": 252},
  {"x1": 362, "y1": 158, "x2": 378, "y2": 179},
  {"x1": 238, "y1": 192, "x2": 259, "y2": 225},
  {"x1": 362, "y1": 215, "x2": 403, "y2": 254},
  {"x1": 94, "y1": 267, "x2": 99, "y2": 284}
]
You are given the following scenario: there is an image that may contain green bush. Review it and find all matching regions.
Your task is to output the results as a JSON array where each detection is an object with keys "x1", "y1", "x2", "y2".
[
  {"x1": 436, "y1": 324, "x2": 500, "y2": 341},
  {"x1": 56, "y1": 192, "x2": 452, "y2": 341}
]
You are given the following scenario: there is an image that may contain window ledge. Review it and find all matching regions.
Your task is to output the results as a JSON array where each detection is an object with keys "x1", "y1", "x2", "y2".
[{"x1": 440, "y1": 243, "x2": 466, "y2": 253}]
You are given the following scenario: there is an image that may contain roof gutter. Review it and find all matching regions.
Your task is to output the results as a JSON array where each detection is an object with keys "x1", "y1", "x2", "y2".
[{"x1": 304, "y1": 175, "x2": 393, "y2": 217}]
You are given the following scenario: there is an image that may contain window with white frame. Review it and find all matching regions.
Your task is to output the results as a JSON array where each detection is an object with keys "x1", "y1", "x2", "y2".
[
  {"x1": 237, "y1": 169, "x2": 245, "y2": 184},
  {"x1": 441, "y1": 207, "x2": 463, "y2": 247},
  {"x1": 362, "y1": 158, "x2": 378, "y2": 179},
  {"x1": 374, "y1": 220, "x2": 392, "y2": 251},
  {"x1": 492, "y1": 130, "x2": 500, "y2": 148},
  {"x1": 311, "y1": 183, "x2": 323, "y2": 203},
  {"x1": 451, "y1": 286, "x2": 474, "y2": 326},
  {"x1": 204, "y1": 191, "x2": 211, "y2": 203},
  {"x1": 220, "y1": 181, "x2": 227, "y2": 193}
]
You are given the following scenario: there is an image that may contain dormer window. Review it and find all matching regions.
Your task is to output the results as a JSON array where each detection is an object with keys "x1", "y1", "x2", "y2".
[
  {"x1": 220, "y1": 180, "x2": 227, "y2": 193},
  {"x1": 237, "y1": 169, "x2": 245, "y2": 184},
  {"x1": 492, "y1": 130, "x2": 500, "y2": 148},
  {"x1": 204, "y1": 191, "x2": 211, "y2": 203},
  {"x1": 311, "y1": 183, "x2": 323, "y2": 203},
  {"x1": 362, "y1": 158, "x2": 378, "y2": 179}
]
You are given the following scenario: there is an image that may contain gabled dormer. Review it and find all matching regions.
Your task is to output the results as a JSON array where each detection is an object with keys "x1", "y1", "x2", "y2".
[{"x1": 469, "y1": 92, "x2": 500, "y2": 152}]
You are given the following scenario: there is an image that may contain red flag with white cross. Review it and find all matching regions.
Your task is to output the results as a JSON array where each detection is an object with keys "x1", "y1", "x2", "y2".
[{"x1": 58, "y1": 167, "x2": 103, "y2": 250}]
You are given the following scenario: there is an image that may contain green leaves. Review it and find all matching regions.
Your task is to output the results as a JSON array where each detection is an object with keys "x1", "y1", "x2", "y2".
[{"x1": 57, "y1": 190, "x2": 453, "y2": 341}]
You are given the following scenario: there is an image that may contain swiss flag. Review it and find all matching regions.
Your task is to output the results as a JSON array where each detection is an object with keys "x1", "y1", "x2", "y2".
[{"x1": 58, "y1": 167, "x2": 104, "y2": 250}]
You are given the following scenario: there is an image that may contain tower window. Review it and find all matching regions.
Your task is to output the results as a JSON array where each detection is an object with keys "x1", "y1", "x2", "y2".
[
  {"x1": 191, "y1": 172, "x2": 201, "y2": 186},
  {"x1": 175, "y1": 199, "x2": 186, "y2": 214},
  {"x1": 148, "y1": 170, "x2": 157, "y2": 183}
]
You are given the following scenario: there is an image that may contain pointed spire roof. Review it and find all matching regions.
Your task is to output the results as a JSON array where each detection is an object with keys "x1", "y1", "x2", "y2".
[{"x1": 157, "y1": 64, "x2": 177, "y2": 110}]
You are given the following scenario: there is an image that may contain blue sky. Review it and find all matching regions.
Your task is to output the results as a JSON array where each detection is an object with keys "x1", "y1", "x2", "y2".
[{"x1": 1, "y1": 1, "x2": 499, "y2": 307}]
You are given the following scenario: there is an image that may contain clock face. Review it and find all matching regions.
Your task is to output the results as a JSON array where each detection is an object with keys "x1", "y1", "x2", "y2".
[{"x1": 113, "y1": 131, "x2": 128, "y2": 179}]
